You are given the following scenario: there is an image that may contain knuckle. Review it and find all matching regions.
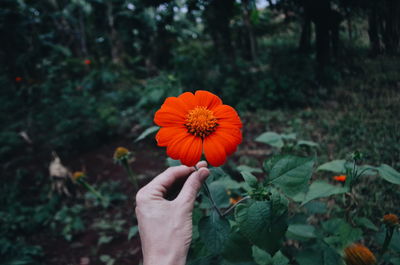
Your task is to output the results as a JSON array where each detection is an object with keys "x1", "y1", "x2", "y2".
[{"x1": 135, "y1": 189, "x2": 147, "y2": 206}]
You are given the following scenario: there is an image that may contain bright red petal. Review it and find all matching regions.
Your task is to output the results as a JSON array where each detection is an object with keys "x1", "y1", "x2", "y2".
[
  {"x1": 156, "y1": 127, "x2": 187, "y2": 147},
  {"x1": 154, "y1": 96, "x2": 189, "y2": 126},
  {"x1": 213, "y1": 128, "x2": 242, "y2": 155},
  {"x1": 203, "y1": 134, "x2": 227, "y2": 167},
  {"x1": 195, "y1": 90, "x2": 222, "y2": 110},
  {"x1": 213, "y1": 104, "x2": 242, "y2": 128},
  {"x1": 179, "y1": 136, "x2": 202, "y2": 166},
  {"x1": 178, "y1": 92, "x2": 197, "y2": 110},
  {"x1": 166, "y1": 133, "x2": 190, "y2": 160}
]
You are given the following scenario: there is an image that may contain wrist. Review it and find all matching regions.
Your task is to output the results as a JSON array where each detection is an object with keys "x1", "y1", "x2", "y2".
[{"x1": 143, "y1": 247, "x2": 187, "y2": 265}]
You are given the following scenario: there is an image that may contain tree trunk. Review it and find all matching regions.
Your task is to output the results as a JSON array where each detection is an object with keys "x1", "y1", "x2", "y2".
[
  {"x1": 299, "y1": 9, "x2": 312, "y2": 52},
  {"x1": 368, "y1": 3, "x2": 381, "y2": 56},
  {"x1": 242, "y1": 0, "x2": 257, "y2": 61}
]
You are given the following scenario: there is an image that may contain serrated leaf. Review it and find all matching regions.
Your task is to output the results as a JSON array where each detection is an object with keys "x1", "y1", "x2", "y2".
[
  {"x1": 222, "y1": 232, "x2": 253, "y2": 262},
  {"x1": 135, "y1": 126, "x2": 159, "y2": 142},
  {"x1": 241, "y1": 171, "x2": 258, "y2": 189},
  {"x1": 235, "y1": 200, "x2": 287, "y2": 255},
  {"x1": 377, "y1": 164, "x2": 400, "y2": 184},
  {"x1": 267, "y1": 155, "x2": 315, "y2": 197},
  {"x1": 255, "y1": 132, "x2": 284, "y2": 148},
  {"x1": 199, "y1": 210, "x2": 230, "y2": 254},
  {"x1": 317, "y1": 160, "x2": 349, "y2": 174},
  {"x1": 252, "y1": 246, "x2": 272, "y2": 265},
  {"x1": 301, "y1": 181, "x2": 348, "y2": 206}
]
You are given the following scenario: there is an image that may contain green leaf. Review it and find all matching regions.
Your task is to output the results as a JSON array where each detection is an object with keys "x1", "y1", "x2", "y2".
[
  {"x1": 354, "y1": 217, "x2": 378, "y2": 231},
  {"x1": 199, "y1": 210, "x2": 231, "y2": 255},
  {"x1": 297, "y1": 140, "x2": 319, "y2": 148},
  {"x1": 252, "y1": 246, "x2": 272, "y2": 265},
  {"x1": 135, "y1": 126, "x2": 159, "y2": 142},
  {"x1": 241, "y1": 171, "x2": 258, "y2": 189},
  {"x1": 208, "y1": 182, "x2": 230, "y2": 208},
  {"x1": 237, "y1": 165, "x2": 263, "y2": 173},
  {"x1": 322, "y1": 219, "x2": 362, "y2": 249},
  {"x1": 98, "y1": 235, "x2": 113, "y2": 246},
  {"x1": 267, "y1": 155, "x2": 315, "y2": 197},
  {"x1": 235, "y1": 200, "x2": 288, "y2": 255},
  {"x1": 167, "y1": 158, "x2": 181, "y2": 167},
  {"x1": 128, "y1": 225, "x2": 138, "y2": 240},
  {"x1": 272, "y1": 251, "x2": 289, "y2": 265},
  {"x1": 286, "y1": 224, "x2": 317, "y2": 240},
  {"x1": 377, "y1": 164, "x2": 400, "y2": 184},
  {"x1": 300, "y1": 181, "x2": 348, "y2": 206},
  {"x1": 222, "y1": 232, "x2": 253, "y2": 262},
  {"x1": 255, "y1": 132, "x2": 284, "y2": 148},
  {"x1": 317, "y1": 160, "x2": 346, "y2": 174}
]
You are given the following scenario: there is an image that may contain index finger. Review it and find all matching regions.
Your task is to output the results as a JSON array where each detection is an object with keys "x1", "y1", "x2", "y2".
[{"x1": 143, "y1": 161, "x2": 208, "y2": 198}]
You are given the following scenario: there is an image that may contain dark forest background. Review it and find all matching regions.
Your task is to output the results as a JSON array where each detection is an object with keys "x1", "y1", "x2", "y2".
[{"x1": 1, "y1": 0, "x2": 399, "y2": 264}]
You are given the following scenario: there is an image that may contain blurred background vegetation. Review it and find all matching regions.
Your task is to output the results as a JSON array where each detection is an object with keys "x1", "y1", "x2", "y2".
[{"x1": 1, "y1": 0, "x2": 399, "y2": 264}]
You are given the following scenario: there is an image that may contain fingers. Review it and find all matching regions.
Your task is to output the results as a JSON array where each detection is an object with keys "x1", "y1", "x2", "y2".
[
  {"x1": 145, "y1": 165, "x2": 195, "y2": 195},
  {"x1": 176, "y1": 167, "x2": 209, "y2": 206}
]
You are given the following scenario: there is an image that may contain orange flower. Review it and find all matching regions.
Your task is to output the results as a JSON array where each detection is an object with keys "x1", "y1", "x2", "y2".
[
  {"x1": 333, "y1": 175, "x2": 346, "y2": 182},
  {"x1": 383, "y1": 213, "x2": 399, "y2": 226},
  {"x1": 344, "y1": 244, "x2": 376, "y2": 265},
  {"x1": 84, "y1": 59, "x2": 91, "y2": 65},
  {"x1": 72, "y1": 171, "x2": 85, "y2": 181},
  {"x1": 230, "y1": 196, "x2": 243, "y2": 205},
  {"x1": 154, "y1": 90, "x2": 242, "y2": 167},
  {"x1": 15, "y1": 76, "x2": 22, "y2": 82},
  {"x1": 113, "y1": 147, "x2": 130, "y2": 160}
]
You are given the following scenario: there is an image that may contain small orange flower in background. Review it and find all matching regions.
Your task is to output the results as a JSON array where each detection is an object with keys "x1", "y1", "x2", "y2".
[
  {"x1": 113, "y1": 147, "x2": 130, "y2": 160},
  {"x1": 84, "y1": 59, "x2": 91, "y2": 65},
  {"x1": 72, "y1": 171, "x2": 85, "y2": 181},
  {"x1": 154, "y1": 90, "x2": 242, "y2": 167},
  {"x1": 230, "y1": 196, "x2": 243, "y2": 205},
  {"x1": 344, "y1": 244, "x2": 376, "y2": 265},
  {"x1": 383, "y1": 213, "x2": 399, "y2": 227},
  {"x1": 15, "y1": 76, "x2": 22, "y2": 82},
  {"x1": 333, "y1": 175, "x2": 346, "y2": 182}
]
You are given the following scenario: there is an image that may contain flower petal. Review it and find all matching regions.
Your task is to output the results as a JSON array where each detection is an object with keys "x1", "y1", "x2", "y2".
[
  {"x1": 204, "y1": 134, "x2": 227, "y2": 167},
  {"x1": 156, "y1": 127, "x2": 187, "y2": 147},
  {"x1": 179, "y1": 136, "x2": 202, "y2": 166},
  {"x1": 166, "y1": 133, "x2": 190, "y2": 160},
  {"x1": 195, "y1": 90, "x2": 223, "y2": 110},
  {"x1": 178, "y1": 92, "x2": 197, "y2": 110},
  {"x1": 154, "y1": 109, "x2": 186, "y2": 127},
  {"x1": 213, "y1": 128, "x2": 242, "y2": 155},
  {"x1": 213, "y1": 104, "x2": 242, "y2": 128}
]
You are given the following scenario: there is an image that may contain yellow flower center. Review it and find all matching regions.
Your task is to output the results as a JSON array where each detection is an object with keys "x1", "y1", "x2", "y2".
[{"x1": 185, "y1": 106, "x2": 218, "y2": 138}]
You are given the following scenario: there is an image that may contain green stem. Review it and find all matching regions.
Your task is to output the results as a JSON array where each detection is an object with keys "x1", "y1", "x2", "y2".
[
  {"x1": 379, "y1": 227, "x2": 394, "y2": 261},
  {"x1": 202, "y1": 181, "x2": 223, "y2": 217},
  {"x1": 78, "y1": 179, "x2": 107, "y2": 204},
  {"x1": 122, "y1": 159, "x2": 138, "y2": 190}
]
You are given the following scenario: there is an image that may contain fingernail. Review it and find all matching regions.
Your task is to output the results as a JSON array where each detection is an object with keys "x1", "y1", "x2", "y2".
[{"x1": 198, "y1": 168, "x2": 209, "y2": 179}]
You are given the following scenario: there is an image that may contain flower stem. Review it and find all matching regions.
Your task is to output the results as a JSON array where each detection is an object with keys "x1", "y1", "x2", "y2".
[
  {"x1": 122, "y1": 159, "x2": 138, "y2": 190},
  {"x1": 202, "y1": 181, "x2": 223, "y2": 217},
  {"x1": 78, "y1": 179, "x2": 107, "y2": 205},
  {"x1": 379, "y1": 227, "x2": 394, "y2": 261}
]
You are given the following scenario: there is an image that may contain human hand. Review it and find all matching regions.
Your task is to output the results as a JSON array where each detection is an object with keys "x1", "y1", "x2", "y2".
[{"x1": 135, "y1": 161, "x2": 210, "y2": 265}]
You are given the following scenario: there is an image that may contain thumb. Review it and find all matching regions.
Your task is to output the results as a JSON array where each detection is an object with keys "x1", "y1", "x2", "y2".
[{"x1": 176, "y1": 167, "x2": 209, "y2": 206}]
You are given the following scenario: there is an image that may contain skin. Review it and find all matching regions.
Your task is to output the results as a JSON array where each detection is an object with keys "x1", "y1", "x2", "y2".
[{"x1": 135, "y1": 161, "x2": 210, "y2": 265}]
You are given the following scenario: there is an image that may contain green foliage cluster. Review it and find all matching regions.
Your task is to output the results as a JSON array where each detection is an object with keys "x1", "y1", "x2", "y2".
[{"x1": 187, "y1": 131, "x2": 400, "y2": 265}]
